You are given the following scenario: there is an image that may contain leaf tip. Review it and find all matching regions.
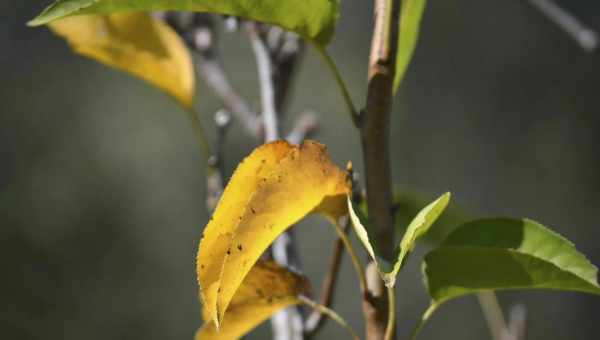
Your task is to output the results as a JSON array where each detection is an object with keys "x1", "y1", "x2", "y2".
[{"x1": 27, "y1": 17, "x2": 46, "y2": 27}]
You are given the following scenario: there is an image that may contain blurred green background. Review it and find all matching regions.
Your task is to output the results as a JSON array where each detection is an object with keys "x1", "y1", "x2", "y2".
[{"x1": 2, "y1": 1, "x2": 600, "y2": 339}]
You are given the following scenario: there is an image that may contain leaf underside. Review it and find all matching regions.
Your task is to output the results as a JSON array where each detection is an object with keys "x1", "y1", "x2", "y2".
[{"x1": 29, "y1": 0, "x2": 340, "y2": 47}]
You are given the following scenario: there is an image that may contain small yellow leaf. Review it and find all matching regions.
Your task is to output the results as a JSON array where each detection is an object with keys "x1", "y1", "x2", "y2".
[
  {"x1": 195, "y1": 260, "x2": 310, "y2": 340},
  {"x1": 48, "y1": 12, "x2": 195, "y2": 109},
  {"x1": 197, "y1": 140, "x2": 350, "y2": 326}
]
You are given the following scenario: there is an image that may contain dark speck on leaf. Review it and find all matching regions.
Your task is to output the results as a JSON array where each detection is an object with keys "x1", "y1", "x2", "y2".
[
  {"x1": 238, "y1": 244, "x2": 243, "y2": 251},
  {"x1": 226, "y1": 249, "x2": 231, "y2": 255}
]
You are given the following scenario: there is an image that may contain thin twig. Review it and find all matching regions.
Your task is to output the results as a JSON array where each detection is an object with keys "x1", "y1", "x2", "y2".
[
  {"x1": 504, "y1": 304, "x2": 527, "y2": 340},
  {"x1": 272, "y1": 32, "x2": 305, "y2": 113},
  {"x1": 477, "y1": 291, "x2": 508, "y2": 340},
  {"x1": 332, "y1": 218, "x2": 367, "y2": 293},
  {"x1": 188, "y1": 14, "x2": 261, "y2": 137},
  {"x1": 527, "y1": 0, "x2": 598, "y2": 52},
  {"x1": 304, "y1": 235, "x2": 345, "y2": 335},
  {"x1": 286, "y1": 111, "x2": 318, "y2": 145},
  {"x1": 184, "y1": 108, "x2": 211, "y2": 161},
  {"x1": 248, "y1": 23, "x2": 279, "y2": 142},
  {"x1": 299, "y1": 296, "x2": 360, "y2": 340},
  {"x1": 205, "y1": 110, "x2": 231, "y2": 211}
]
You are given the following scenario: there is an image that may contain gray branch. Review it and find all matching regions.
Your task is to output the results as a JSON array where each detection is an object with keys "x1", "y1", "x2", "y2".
[{"x1": 527, "y1": 0, "x2": 598, "y2": 52}]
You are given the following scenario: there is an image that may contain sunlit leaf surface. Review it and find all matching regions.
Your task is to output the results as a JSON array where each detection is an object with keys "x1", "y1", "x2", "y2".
[
  {"x1": 48, "y1": 12, "x2": 195, "y2": 108},
  {"x1": 197, "y1": 140, "x2": 350, "y2": 326}
]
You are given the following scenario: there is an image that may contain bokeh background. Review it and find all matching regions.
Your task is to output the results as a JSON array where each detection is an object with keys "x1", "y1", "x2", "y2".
[{"x1": 2, "y1": 1, "x2": 600, "y2": 339}]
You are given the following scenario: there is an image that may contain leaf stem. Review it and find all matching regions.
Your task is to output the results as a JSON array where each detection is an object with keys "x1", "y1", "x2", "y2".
[
  {"x1": 304, "y1": 218, "x2": 346, "y2": 334},
  {"x1": 384, "y1": 286, "x2": 396, "y2": 340},
  {"x1": 314, "y1": 45, "x2": 360, "y2": 127},
  {"x1": 409, "y1": 304, "x2": 438, "y2": 340},
  {"x1": 299, "y1": 296, "x2": 360, "y2": 340},
  {"x1": 185, "y1": 108, "x2": 211, "y2": 160},
  {"x1": 332, "y1": 219, "x2": 367, "y2": 293}
]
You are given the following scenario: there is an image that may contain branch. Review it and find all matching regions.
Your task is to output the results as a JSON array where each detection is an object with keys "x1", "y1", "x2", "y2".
[
  {"x1": 191, "y1": 13, "x2": 261, "y2": 138},
  {"x1": 248, "y1": 23, "x2": 279, "y2": 142},
  {"x1": 505, "y1": 304, "x2": 527, "y2": 340},
  {"x1": 477, "y1": 292, "x2": 508, "y2": 340},
  {"x1": 286, "y1": 111, "x2": 318, "y2": 145},
  {"x1": 272, "y1": 32, "x2": 305, "y2": 113},
  {"x1": 304, "y1": 227, "x2": 346, "y2": 335},
  {"x1": 527, "y1": 0, "x2": 598, "y2": 52},
  {"x1": 360, "y1": 0, "x2": 401, "y2": 339}
]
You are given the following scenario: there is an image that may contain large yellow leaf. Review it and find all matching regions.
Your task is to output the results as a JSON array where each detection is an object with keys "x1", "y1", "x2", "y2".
[
  {"x1": 48, "y1": 12, "x2": 195, "y2": 109},
  {"x1": 197, "y1": 140, "x2": 350, "y2": 326},
  {"x1": 195, "y1": 260, "x2": 310, "y2": 340}
]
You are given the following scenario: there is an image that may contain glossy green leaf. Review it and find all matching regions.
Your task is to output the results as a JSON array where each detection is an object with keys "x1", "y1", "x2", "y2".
[
  {"x1": 393, "y1": 190, "x2": 467, "y2": 245},
  {"x1": 348, "y1": 192, "x2": 450, "y2": 287},
  {"x1": 29, "y1": 0, "x2": 340, "y2": 47},
  {"x1": 423, "y1": 218, "x2": 600, "y2": 307},
  {"x1": 396, "y1": 192, "x2": 450, "y2": 271},
  {"x1": 393, "y1": 0, "x2": 427, "y2": 92}
]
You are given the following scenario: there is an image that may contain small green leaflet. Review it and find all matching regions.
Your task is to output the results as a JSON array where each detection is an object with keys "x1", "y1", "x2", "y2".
[
  {"x1": 347, "y1": 192, "x2": 450, "y2": 287},
  {"x1": 393, "y1": 190, "x2": 467, "y2": 244},
  {"x1": 394, "y1": 0, "x2": 427, "y2": 92},
  {"x1": 423, "y1": 217, "x2": 600, "y2": 306},
  {"x1": 29, "y1": 0, "x2": 340, "y2": 47}
]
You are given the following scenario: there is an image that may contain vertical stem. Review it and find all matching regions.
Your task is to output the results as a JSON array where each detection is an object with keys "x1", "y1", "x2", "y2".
[
  {"x1": 360, "y1": 0, "x2": 401, "y2": 339},
  {"x1": 477, "y1": 291, "x2": 508, "y2": 340},
  {"x1": 249, "y1": 24, "x2": 279, "y2": 142}
]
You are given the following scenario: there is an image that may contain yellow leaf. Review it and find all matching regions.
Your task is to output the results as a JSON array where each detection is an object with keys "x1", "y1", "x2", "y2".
[
  {"x1": 195, "y1": 260, "x2": 310, "y2": 340},
  {"x1": 197, "y1": 140, "x2": 350, "y2": 326},
  {"x1": 48, "y1": 12, "x2": 195, "y2": 109}
]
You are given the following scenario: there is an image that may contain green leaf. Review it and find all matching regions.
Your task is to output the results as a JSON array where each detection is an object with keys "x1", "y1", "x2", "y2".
[
  {"x1": 393, "y1": 0, "x2": 427, "y2": 92},
  {"x1": 393, "y1": 190, "x2": 467, "y2": 244},
  {"x1": 348, "y1": 192, "x2": 450, "y2": 287},
  {"x1": 396, "y1": 192, "x2": 450, "y2": 271},
  {"x1": 423, "y1": 218, "x2": 600, "y2": 307},
  {"x1": 347, "y1": 197, "x2": 391, "y2": 271},
  {"x1": 29, "y1": 0, "x2": 340, "y2": 47}
]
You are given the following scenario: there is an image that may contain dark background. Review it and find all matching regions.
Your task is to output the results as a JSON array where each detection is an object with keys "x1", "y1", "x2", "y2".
[{"x1": 2, "y1": 1, "x2": 600, "y2": 339}]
